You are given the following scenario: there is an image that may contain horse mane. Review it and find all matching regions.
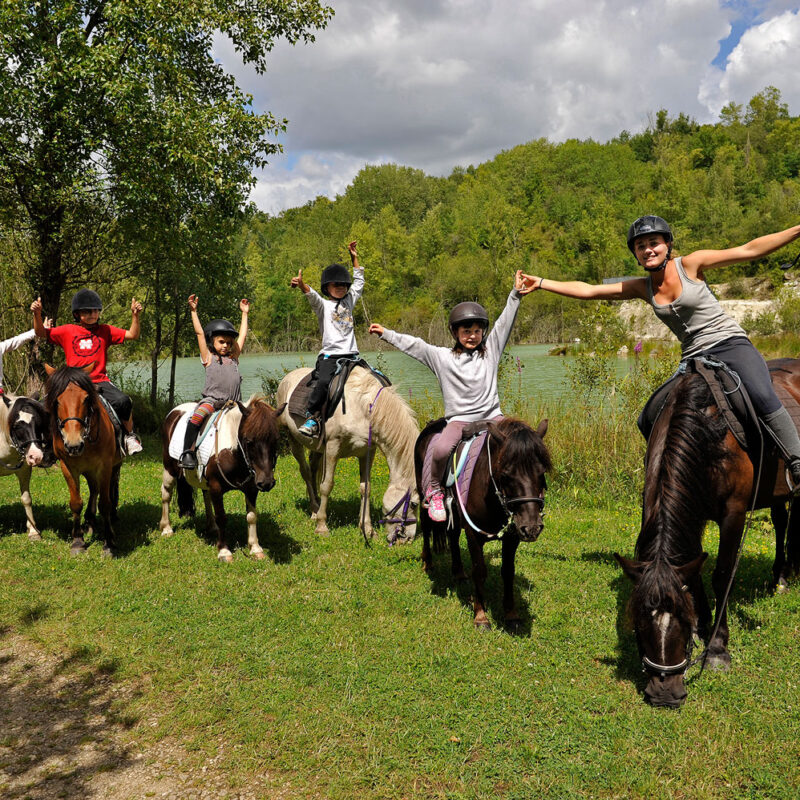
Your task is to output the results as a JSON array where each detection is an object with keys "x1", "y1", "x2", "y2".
[
  {"x1": 0, "y1": 396, "x2": 12, "y2": 449},
  {"x1": 44, "y1": 367, "x2": 98, "y2": 435},
  {"x1": 637, "y1": 372, "x2": 728, "y2": 564},
  {"x1": 495, "y1": 416, "x2": 552, "y2": 473},
  {"x1": 348, "y1": 368, "x2": 418, "y2": 484},
  {"x1": 243, "y1": 394, "x2": 280, "y2": 441}
]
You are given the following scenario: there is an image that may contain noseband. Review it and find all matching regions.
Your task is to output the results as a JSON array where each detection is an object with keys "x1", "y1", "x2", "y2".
[
  {"x1": 639, "y1": 583, "x2": 695, "y2": 679},
  {"x1": 56, "y1": 401, "x2": 97, "y2": 446},
  {"x1": 381, "y1": 488, "x2": 417, "y2": 545}
]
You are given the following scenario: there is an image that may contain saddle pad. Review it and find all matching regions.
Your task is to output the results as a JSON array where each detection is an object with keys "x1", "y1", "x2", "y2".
[
  {"x1": 769, "y1": 360, "x2": 800, "y2": 436},
  {"x1": 287, "y1": 373, "x2": 314, "y2": 419},
  {"x1": 167, "y1": 405, "x2": 231, "y2": 468}
]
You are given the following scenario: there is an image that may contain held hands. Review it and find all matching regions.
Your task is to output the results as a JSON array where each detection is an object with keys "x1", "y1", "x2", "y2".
[
  {"x1": 240, "y1": 298, "x2": 250, "y2": 314},
  {"x1": 515, "y1": 270, "x2": 539, "y2": 295},
  {"x1": 368, "y1": 323, "x2": 384, "y2": 337},
  {"x1": 290, "y1": 269, "x2": 309, "y2": 293},
  {"x1": 42, "y1": 317, "x2": 53, "y2": 329}
]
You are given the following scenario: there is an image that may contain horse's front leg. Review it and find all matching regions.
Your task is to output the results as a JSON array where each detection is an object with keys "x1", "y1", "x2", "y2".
[
  {"x1": 465, "y1": 530, "x2": 490, "y2": 629},
  {"x1": 159, "y1": 467, "x2": 177, "y2": 536},
  {"x1": 708, "y1": 508, "x2": 747, "y2": 670},
  {"x1": 358, "y1": 450, "x2": 376, "y2": 539},
  {"x1": 96, "y1": 469, "x2": 117, "y2": 558},
  {"x1": 501, "y1": 531, "x2": 522, "y2": 630},
  {"x1": 770, "y1": 499, "x2": 789, "y2": 592},
  {"x1": 244, "y1": 487, "x2": 264, "y2": 560},
  {"x1": 314, "y1": 445, "x2": 339, "y2": 537},
  {"x1": 15, "y1": 466, "x2": 40, "y2": 540},
  {"x1": 206, "y1": 488, "x2": 232, "y2": 563},
  {"x1": 288, "y1": 436, "x2": 320, "y2": 515},
  {"x1": 61, "y1": 462, "x2": 86, "y2": 555}
]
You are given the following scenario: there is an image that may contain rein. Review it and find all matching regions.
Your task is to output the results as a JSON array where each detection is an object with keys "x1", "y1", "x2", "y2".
[{"x1": 213, "y1": 407, "x2": 256, "y2": 490}]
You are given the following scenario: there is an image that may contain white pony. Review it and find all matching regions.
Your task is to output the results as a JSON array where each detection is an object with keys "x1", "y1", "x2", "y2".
[
  {"x1": 277, "y1": 366, "x2": 419, "y2": 541},
  {"x1": 0, "y1": 394, "x2": 52, "y2": 539}
]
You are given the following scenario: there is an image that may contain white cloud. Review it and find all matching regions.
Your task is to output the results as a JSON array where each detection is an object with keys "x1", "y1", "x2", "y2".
[
  {"x1": 700, "y1": 10, "x2": 800, "y2": 117},
  {"x1": 218, "y1": 1, "x2": 798, "y2": 213}
]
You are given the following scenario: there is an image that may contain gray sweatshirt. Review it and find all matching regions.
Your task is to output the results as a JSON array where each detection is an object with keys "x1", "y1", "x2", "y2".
[
  {"x1": 306, "y1": 267, "x2": 365, "y2": 355},
  {"x1": 381, "y1": 290, "x2": 521, "y2": 421},
  {"x1": 0, "y1": 329, "x2": 35, "y2": 391}
]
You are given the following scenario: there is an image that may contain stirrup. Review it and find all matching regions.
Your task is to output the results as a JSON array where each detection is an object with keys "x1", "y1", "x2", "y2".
[{"x1": 180, "y1": 450, "x2": 198, "y2": 470}]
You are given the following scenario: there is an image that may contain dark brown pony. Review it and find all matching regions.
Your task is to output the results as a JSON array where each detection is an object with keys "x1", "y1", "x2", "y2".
[
  {"x1": 159, "y1": 397, "x2": 285, "y2": 562},
  {"x1": 417, "y1": 417, "x2": 550, "y2": 630},
  {"x1": 615, "y1": 360, "x2": 800, "y2": 707},
  {"x1": 44, "y1": 364, "x2": 121, "y2": 556}
]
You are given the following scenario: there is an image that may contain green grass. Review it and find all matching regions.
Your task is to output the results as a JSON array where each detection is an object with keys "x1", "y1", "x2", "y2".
[{"x1": 1, "y1": 436, "x2": 799, "y2": 799}]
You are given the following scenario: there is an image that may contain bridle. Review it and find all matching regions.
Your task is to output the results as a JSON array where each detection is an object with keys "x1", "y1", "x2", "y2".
[
  {"x1": 638, "y1": 583, "x2": 696, "y2": 680},
  {"x1": 486, "y1": 434, "x2": 545, "y2": 525},
  {"x1": 215, "y1": 417, "x2": 258, "y2": 490},
  {"x1": 381, "y1": 488, "x2": 417, "y2": 546},
  {"x1": 55, "y1": 396, "x2": 97, "y2": 447}
]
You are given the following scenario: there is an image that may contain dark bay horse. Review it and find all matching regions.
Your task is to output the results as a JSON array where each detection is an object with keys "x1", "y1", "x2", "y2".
[
  {"x1": 159, "y1": 397, "x2": 285, "y2": 562},
  {"x1": 44, "y1": 365, "x2": 121, "y2": 556},
  {"x1": 0, "y1": 393, "x2": 55, "y2": 538},
  {"x1": 615, "y1": 359, "x2": 800, "y2": 707},
  {"x1": 417, "y1": 417, "x2": 550, "y2": 630}
]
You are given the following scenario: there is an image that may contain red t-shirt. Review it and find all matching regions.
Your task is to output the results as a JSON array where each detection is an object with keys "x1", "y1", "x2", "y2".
[{"x1": 46, "y1": 323, "x2": 127, "y2": 383}]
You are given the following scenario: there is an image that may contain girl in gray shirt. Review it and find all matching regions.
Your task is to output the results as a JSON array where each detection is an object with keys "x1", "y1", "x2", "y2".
[
  {"x1": 526, "y1": 215, "x2": 800, "y2": 488},
  {"x1": 369, "y1": 271, "x2": 535, "y2": 521}
]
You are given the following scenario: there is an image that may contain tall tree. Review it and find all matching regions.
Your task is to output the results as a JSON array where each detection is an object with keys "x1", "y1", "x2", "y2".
[{"x1": 0, "y1": 0, "x2": 333, "y2": 324}]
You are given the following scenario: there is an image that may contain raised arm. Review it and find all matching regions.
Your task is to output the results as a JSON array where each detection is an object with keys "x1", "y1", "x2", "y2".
[
  {"x1": 522, "y1": 274, "x2": 648, "y2": 301},
  {"x1": 235, "y1": 298, "x2": 250, "y2": 356},
  {"x1": 124, "y1": 298, "x2": 143, "y2": 340},
  {"x1": 682, "y1": 223, "x2": 800, "y2": 276},
  {"x1": 188, "y1": 294, "x2": 210, "y2": 363},
  {"x1": 30, "y1": 297, "x2": 48, "y2": 337}
]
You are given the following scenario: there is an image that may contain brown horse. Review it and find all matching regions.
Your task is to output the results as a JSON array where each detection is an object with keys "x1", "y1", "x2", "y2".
[
  {"x1": 417, "y1": 417, "x2": 550, "y2": 630},
  {"x1": 44, "y1": 365, "x2": 121, "y2": 556},
  {"x1": 159, "y1": 397, "x2": 285, "y2": 562},
  {"x1": 615, "y1": 358, "x2": 800, "y2": 707}
]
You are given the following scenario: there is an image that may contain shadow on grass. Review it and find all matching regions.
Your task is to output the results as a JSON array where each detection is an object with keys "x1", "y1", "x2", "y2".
[
  {"x1": 423, "y1": 532, "x2": 536, "y2": 636},
  {"x1": 0, "y1": 626, "x2": 142, "y2": 800}
]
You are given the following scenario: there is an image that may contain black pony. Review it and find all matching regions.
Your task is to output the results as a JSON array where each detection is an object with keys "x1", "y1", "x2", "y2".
[
  {"x1": 417, "y1": 416, "x2": 550, "y2": 630},
  {"x1": 616, "y1": 363, "x2": 800, "y2": 707}
]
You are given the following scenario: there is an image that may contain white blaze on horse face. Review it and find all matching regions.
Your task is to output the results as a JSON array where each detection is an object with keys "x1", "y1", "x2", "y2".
[
  {"x1": 652, "y1": 610, "x2": 672, "y2": 662},
  {"x1": 17, "y1": 411, "x2": 33, "y2": 425}
]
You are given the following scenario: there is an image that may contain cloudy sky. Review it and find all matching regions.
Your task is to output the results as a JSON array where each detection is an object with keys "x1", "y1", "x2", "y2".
[{"x1": 214, "y1": 0, "x2": 800, "y2": 215}]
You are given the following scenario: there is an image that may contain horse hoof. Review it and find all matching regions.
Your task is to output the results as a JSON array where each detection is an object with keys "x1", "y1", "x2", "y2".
[
  {"x1": 315, "y1": 526, "x2": 330, "y2": 537},
  {"x1": 217, "y1": 550, "x2": 234, "y2": 563},
  {"x1": 705, "y1": 653, "x2": 731, "y2": 672},
  {"x1": 27, "y1": 531, "x2": 42, "y2": 542},
  {"x1": 474, "y1": 620, "x2": 492, "y2": 632},
  {"x1": 102, "y1": 546, "x2": 115, "y2": 559},
  {"x1": 160, "y1": 527, "x2": 174, "y2": 537},
  {"x1": 70, "y1": 543, "x2": 87, "y2": 556},
  {"x1": 251, "y1": 550, "x2": 266, "y2": 561},
  {"x1": 776, "y1": 578, "x2": 789, "y2": 594},
  {"x1": 505, "y1": 618, "x2": 522, "y2": 634}
]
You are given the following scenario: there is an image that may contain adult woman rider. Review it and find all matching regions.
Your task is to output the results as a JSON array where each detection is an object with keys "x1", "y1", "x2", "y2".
[{"x1": 524, "y1": 215, "x2": 800, "y2": 487}]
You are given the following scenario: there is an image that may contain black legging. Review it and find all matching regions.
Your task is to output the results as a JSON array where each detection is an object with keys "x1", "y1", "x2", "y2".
[{"x1": 96, "y1": 381, "x2": 133, "y2": 422}]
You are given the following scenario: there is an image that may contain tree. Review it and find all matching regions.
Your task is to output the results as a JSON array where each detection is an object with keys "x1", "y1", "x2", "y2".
[{"x1": 0, "y1": 0, "x2": 333, "y2": 328}]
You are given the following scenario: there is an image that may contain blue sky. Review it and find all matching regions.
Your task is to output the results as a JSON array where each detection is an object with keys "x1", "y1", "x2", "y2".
[{"x1": 216, "y1": 0, "x2": 800, "y2": 214}]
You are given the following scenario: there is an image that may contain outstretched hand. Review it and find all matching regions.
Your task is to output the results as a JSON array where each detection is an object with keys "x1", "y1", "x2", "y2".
[
  {"x1": 368, "y1": 323, "x2": 384, "y2": 337},
  {"x1": 515, "y1": 270, "x2": 538, "y2": 295},
  {"x1": 290, "y1": 269, "x2": 309, "y2": 293}
]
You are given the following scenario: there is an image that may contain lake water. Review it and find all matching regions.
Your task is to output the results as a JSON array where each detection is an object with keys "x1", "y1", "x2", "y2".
[{"x1": 122, "y1": 344, "x2": 636, "y2": 407}]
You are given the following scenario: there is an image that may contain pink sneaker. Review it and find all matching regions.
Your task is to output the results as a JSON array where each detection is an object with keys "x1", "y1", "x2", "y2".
[{"x1": 427, "y1": 491, "x2": 446, "y2": 523}]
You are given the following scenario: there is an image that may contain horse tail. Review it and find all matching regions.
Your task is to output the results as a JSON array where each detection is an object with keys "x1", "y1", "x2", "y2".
[{"x1": 176, "y1": 474, "x2": 195, "y2": 518}]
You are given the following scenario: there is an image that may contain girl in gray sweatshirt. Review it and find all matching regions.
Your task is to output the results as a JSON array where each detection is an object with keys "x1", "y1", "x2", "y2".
[{"x1": 369, "y1": 270, "x2": 535, "y2": 521}]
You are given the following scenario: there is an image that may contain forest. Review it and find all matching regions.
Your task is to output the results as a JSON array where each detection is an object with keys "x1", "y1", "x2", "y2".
[{"x1": 3, "y1": 77, "x2": 800, "y2": 402}]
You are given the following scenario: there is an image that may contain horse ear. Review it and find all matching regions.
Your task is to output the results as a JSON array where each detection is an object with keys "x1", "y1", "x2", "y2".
[
  {"x1": 487, "y1": 421, "x2": 505, "y2": 445},
  {"x1": 1, "y1": 394, "x2": 10, "y2": 407},
  {"x1": 81, "y1": 361, "x2": 96, "y2": 375},
  {"x1": 677, "y1": 552, "x2": 708, "y2": 583},
  {"x1": 274, "y1": 402, "x2": 287, "y2": 417},
  {"x1": 614, "y1": 552, "x2": 647, "y2": 584},
  {"x1": 536, "y1": 419, "x2": 548, "y2": 438},
  {"x1": 44, "y1": 363, "x2": 56, "y2": 376},
  {"x1": 236, "y1": 401, "x2": 247, "y2": 414}
]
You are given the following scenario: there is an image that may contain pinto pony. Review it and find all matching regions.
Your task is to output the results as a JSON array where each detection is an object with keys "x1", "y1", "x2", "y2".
[
  {"x1": 0, "y1": 393, "x2": 54, "y2": 538},
  {"x1": 44, "y1": 364, "x2": 121, "y2": 556},
  {"x1": 159, "y1": 396, "x2": 284, "y2": 562},
  {"x1": 417, "y1": 417, "x2": 550, "y2": 630},
  {"x1": 615, "y1": 360, "x2": 800, "y2": 707}
]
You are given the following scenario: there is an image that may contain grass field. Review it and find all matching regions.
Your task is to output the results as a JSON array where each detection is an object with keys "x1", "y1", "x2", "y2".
[{"x1": 1, "y1": 435, "x2": 799, "y2": 799}]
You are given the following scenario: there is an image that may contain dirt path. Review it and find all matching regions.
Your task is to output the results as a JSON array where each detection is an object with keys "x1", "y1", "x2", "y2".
[{"x1": 0, "y1": 630, "x2": 289, "y2": 799}]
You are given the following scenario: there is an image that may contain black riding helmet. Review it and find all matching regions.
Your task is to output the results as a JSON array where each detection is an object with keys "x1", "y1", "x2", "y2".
[
  {"x1": 627, "y1": 215, "x2": 673, "y2": 253},
  {"x1": 71, "y1": 289, "x2": 103, "y2": 317},
  {"x1": 203, "y1": 318, "x2": 237, "y2": 345},
  {"x1": 320, "y1": 263, "x2": 352, "y2": 297},
  {"x1": 448, "y1": 301, "x2": 489, "y2": 338}
]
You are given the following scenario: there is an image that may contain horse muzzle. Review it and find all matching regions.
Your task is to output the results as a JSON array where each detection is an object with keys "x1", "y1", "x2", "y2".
[
  {"x1": 644, "y1": 675, "x2": 687, "y2": 708},
  {"x1": 24, "y1": 444, "x2": 44, "y2": 467},
  {"x1": 64, "y1": 440, "x2": 85, "y2": 457},
  {"x1": 254, "y1": 475, "x2": 276, "y2": 492}
]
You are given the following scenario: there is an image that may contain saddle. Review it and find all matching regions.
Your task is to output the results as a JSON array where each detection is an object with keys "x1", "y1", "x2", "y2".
[
  {"x1": 638, "y1": 357, "x2": 760, "y2": 452},
  {"x1": 287, "y1": 358, "x2": 391, "y2": 426},
  {"x1": 167, "y1": 405, "x2": 231, "y2": 479},
  {"x1": 418, "y1": 417, "x2": 490, "y2": 525}
]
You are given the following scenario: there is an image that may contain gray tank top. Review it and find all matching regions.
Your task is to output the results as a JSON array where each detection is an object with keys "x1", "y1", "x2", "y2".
[
  {"x1": 647, "y1": 257, "x2": 746, "y2": 358},
  {"x1": 202, "y1": 355, "x2": 242, "y2": 402}
]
